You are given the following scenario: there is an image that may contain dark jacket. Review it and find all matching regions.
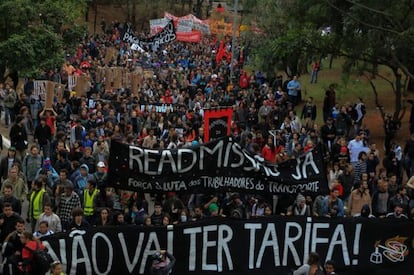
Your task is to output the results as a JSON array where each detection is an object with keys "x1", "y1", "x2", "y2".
[
  {"x1": 9, "y1": 124, "x2": 28, "y2": 151},
  {"x1": 0, "y1": 156, "x2": 21, "y2": 180},
  {"x1": 149, "y1": 252, "x2": 176, "y2": 275}
]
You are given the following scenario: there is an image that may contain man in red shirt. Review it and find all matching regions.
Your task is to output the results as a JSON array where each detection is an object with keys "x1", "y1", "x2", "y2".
[{"x1": 19, "y1": 231, "x2": 46, "y2": 273}]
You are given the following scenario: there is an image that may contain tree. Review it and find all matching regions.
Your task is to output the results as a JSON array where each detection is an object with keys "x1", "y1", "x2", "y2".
[
  {"x1": 321, "y1": 0, "x2": 414, "y2": 133},
  {"x1": 0, "y1": 0, "x2": 87, "y2": 80},
  {"x1": 245, "y1": 0, "x2": 414, "y2": 136}
]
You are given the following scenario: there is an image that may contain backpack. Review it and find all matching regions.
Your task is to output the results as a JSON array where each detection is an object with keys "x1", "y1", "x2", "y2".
[{"x1": 24, "y1": 241, "x2": 54, "y2": 274}]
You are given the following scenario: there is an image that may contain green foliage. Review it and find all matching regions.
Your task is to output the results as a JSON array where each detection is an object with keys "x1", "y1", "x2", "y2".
[
  {"x1": 0, "y1": 26, "x2": 64, "y2": 77},
  {"x1": 0, "y1": 0, "x2": 87, "y2": 79}
]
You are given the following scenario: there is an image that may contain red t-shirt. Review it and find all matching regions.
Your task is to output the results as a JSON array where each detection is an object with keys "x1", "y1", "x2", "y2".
[
  {"x1": 45, "y1": 116, "x2": 56, "y2": 135},
  {"x1": 21, "y1": 240, "x2": 46, "y2": 272}
]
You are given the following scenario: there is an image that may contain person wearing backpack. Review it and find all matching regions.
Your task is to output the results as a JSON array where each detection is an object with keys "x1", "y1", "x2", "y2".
[{"x1": 18, "y1": 231, "x2": 52, "y2": 274}]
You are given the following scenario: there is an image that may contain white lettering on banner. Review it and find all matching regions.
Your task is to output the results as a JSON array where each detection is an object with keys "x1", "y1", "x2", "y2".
[
  {"x1": 244, "y1": 222, "x2": 362, "y2": 268},
  {"x1": 311, "y1": 223, "x2": 330, "y2": 253},
  {"x1": 326, "y1": 225, "x2": 350, "y2": 265},
  {"x1": 292, "y1": 152, "x2": 320, "y2": 180},
  {"x1": 283, "y1": 222, "x2": 302, "y2": 266},
  {"x1": 245, "y1": 223, "x2": 262, "y2": 269},
  {"x1": 256, "y1": 223, "x2": 280, "y2": 268},
  {"x1": 184, "y1": 227, "x2": 202, "y2": 271},
  {"x1": 177, "y1": 149, "x2": 196, "y2": 173},
  {"x1": 33, "y1": 81, "x2": 47, "y2": 97},
  {"x1": 268, "y1": 181, "x2": 320, "y2": 193},
  {"x1": 140, "y1": 104, "x2": 174, "y2": 113},
  {"x1": 71, "y1": 235, "x2": 92, "y2": 275},
  {"x1": 68, "y1": 75, "x2": 77, "y2": 91},
  {"x1": 92, "y1": 233, "x2": 113, "y2": 275},
  {"x1": 41, "y1": 220, "x2": 367, "y2": 274},
  {"x1": 184, "y1": 225, "x2": 234, "y2": 271},
  {"x1": 139, "y1": 232, "x2": 161, "y2": 274},
  {"x1": 129, "y1": 140, "x2": 287, "y2": 178},
  {"x1": 118, "y1": 232, "x2": 145, "y2": 273},
  {"x1": 159, "y1": 150, "x2": 177, "y2": 173}
]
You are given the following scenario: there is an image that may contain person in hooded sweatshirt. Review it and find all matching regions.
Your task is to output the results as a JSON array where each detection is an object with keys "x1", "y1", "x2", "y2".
[
  {"x1": 287, "y1": 193, "x2": 312, "y2": 216},
  {"x1": 74, "y1": 164, "x2": 92, "y2": 196}
]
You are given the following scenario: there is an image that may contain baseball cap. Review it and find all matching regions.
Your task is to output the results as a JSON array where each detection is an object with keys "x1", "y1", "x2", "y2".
[
  {"x1": 97, "y1": 161, "x2": 106, "y2": 168},
  {"x1": 8, "y1": 146, "x2": 16, "y2": 151}
]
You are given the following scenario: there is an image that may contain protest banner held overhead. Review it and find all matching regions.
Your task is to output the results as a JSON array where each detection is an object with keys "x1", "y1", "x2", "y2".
[{"x1": 108, "y1": 137, "x2": 329, "y2": 195}]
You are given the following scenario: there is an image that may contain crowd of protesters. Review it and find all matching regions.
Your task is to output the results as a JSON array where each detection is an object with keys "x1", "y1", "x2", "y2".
[{"x1": 0, "y1": 19, "x2": 413, "y2": 274}]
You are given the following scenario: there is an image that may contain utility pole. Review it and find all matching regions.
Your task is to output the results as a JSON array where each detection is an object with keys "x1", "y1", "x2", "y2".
[{"x1": 230, "y1": 0, "x2": 239, "y2": 83}]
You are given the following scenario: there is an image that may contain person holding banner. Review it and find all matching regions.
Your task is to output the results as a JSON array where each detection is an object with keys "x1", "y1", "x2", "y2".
[{"x1": 149, "y1": 250, "x2": 176, "y2": 275}]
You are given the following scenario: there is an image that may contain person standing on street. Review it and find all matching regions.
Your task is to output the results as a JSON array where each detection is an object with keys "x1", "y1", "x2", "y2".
[
  {"x1": 28, "y1": 177, "x2": 51, "y2": 232},
  {"x1": 3, "y1": 83, "x2": 17, "y2": 127},
  {"x1": 9, "y1": 115, "x2": 28, "y2": 160}
]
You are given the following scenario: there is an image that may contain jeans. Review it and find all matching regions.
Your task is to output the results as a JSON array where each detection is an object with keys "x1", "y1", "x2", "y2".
[{"x1": 310, "y1": 69, "x2": 318, "y2": 83}]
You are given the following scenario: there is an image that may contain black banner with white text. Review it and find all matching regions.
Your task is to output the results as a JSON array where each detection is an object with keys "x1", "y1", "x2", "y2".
[
  {"x1": 122, "y1": 20, "x2": 176, "y2": 51},
  {"x1": 108, "y1": 137, "x2": 329, "y2": 195},
  {"x1": 36, "y1": 217, "x2": 414, "y2": 275}
]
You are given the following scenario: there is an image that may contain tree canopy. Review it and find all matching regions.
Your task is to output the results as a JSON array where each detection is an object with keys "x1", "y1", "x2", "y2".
[
  {"x1": 0, "y1": 0, "x2": 87, "y2": 79},
  {"x1": 244, "y1": 0, "x2": 414, "y2": 124}
]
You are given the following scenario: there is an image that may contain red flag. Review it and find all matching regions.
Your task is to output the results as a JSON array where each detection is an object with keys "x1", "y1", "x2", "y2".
[{"x1": 216, "y1": 40, "x2": 225, "y2": 63}]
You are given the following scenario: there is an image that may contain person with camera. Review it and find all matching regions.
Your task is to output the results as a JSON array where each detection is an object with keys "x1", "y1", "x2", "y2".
[{"x1": 150, "y1": 250, "x2": 176, "y2": 275}]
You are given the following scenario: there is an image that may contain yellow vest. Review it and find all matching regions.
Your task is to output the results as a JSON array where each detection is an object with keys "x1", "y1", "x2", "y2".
[
  {"x1": 83, "y1": 189, "x2": 99, "y2": 216},
  {"x1": 30, "y1": 189, "x2": 45, "y2": 220}
]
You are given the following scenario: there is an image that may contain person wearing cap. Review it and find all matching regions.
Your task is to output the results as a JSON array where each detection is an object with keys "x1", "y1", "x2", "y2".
[
  {"x1": 9, "y1": 115, "x2": 28, "y2": 160},
  {"x1": 28, "y1": 176, "x2": 51, "y2": 232},
  {"x1": 56, "y1": 182, "x2": 81, "y2": 230},
  {"x1": 0, "y1": 147, "x2": 21, "y2": 182},
  {"x1": 93, "y1": 161, "x2": 108, "y2": 191}
]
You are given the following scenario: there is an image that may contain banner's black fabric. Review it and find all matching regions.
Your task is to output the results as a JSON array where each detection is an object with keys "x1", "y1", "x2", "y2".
[
  {"x1": 122, "y1": 20, "x2": 176, "y2": 50},
  {"x1": 39, "y1": 217, "x2": 414, "y2": 275},
  {"x1": 108, "y1": 137, "x2": 329, "y2": 195}
]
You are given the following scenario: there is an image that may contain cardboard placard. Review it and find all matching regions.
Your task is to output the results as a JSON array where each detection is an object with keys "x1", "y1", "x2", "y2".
[
  {"x1": 122, "y1": 69, "x2": 129, "y2": 88},
  {"x1": 104, "y1": 67, "x2": 113, "y2": 92},
  {"x1": 56, "y1": 84, "x2": 65, "y2": 103},
  {"x1": 143, "y1": 70, "x2": 154, "y2": 79},
  {"x1": 96, "y1": 67, "x2": 104, "y2": 83},
  {"x1": 104, "y1": 47, "x2": 118, "y2": 65},
  {"x1": 75, "y1": 76, "x2": 89, "y2": 97},
  {"x1": 131, "y1": 73, "x2": 139, "y2": 96},
  {"x1": 45, "y1": 81, "x2": 56, "y2": 109},
  {"x1": 113, "y1": 67, "x2": 122, "y2": 89},
  {"x1": 135, "y1": 66, "x2": 143, "y2": 74},
  {"x1": 16, "y1": 78, "x2": 25, "y2": 94}
]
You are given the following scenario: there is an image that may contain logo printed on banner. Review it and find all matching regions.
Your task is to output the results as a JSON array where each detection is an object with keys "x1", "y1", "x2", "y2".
[{"x1": 370, "y1": 236, "x2": 409, "y2": 264}]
